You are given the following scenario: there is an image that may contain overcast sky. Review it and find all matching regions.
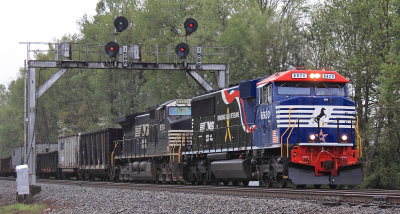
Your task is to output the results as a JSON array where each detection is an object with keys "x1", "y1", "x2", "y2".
[{"x1": 0, "y1": 0, "x2": 99, "y2": 87}]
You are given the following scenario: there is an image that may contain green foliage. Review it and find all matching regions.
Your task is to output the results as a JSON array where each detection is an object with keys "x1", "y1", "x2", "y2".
[
  {"x1": 0, "y1": 203, "x2": 46, "y2": 214},
  {"x1": 0, "y1": 72, "x2": 25, "y2": 158},
  {"x1": 308, "y1": 0, "x2": 400, "y2": 189}
]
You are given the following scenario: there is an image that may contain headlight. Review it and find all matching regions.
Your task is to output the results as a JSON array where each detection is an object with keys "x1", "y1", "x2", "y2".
[
  {"x1": 341, "y1": 135, "x2": 348, "y2": 143},
  {"x1": 309, "y1": 134, "x2": 316, "y2": 142}
]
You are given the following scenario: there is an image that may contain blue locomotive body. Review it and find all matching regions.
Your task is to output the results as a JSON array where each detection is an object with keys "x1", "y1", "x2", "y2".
[{"x1": 187, "y1": 69, "x2": 362, "y2": 186}]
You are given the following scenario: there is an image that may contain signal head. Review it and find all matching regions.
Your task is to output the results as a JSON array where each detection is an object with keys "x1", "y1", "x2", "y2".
[
  {"x1": 175, "y1": 43, "x2": 190, "y2": 59},
  {"x1": 114, "y1": 16, "x2": 129, "y2": 32},
  {"x1": 105, "y1": 42, "x2": 120, "y2": 57},
  {"x1": 184, "y1": 18, "x2": 198, "y2": 35}
]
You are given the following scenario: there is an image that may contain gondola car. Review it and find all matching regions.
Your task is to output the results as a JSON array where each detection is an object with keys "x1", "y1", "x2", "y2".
[
  {"x1": 78, "y1": 128, "x2": 123, "y2": 181},
  {"x1": 37, "y1": 151, "x2": 58, "y2": 178},
  {"x1": 0, "y1": 157, "x2": 12, "y2": 176}
]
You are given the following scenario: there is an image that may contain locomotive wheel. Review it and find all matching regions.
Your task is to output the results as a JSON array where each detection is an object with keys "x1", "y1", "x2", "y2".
[
  {"x1": 295, "y1": 185, "x2": 306, "y2": 189},
  {"x1": 202, "y1": 176, "x2": 208, "y2": 185},
  {"x1": 242, "y1": 181, "x2": 249, "y2": 187},
  {"x1": 329, "y1": 184, "x2": 337, "y2": 189},
  {"x1": 263, "y1": 176, "x2": 272, "y2": 188},
  {"x1": 278, "y1": 181, "x2": 287, "y2": 188},
  {"x1": 313, "y1": 185, "x2": 321, "y2": 189},
  {"x1": 155, "y1": 173, "x2": 160, "y2": 184}
]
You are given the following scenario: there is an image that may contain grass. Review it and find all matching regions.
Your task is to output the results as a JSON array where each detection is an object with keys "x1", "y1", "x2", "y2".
[{"x1": 0, "y1": 203, "x2": 46, "y2": 214}]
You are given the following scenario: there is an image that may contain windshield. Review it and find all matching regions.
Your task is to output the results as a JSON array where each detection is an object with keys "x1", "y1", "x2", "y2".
[
  {"x1": 315, "y1": 83, "x2": 345, "y2": 96},
  {"x1": 277, "y1": 82, "x2": 311, "y2": 95},
  {"x1": 168, "y1": 106, "x2": 191, "y2": 116}
]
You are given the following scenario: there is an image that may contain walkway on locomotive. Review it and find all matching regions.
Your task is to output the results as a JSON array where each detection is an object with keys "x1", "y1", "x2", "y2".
[{"x1": 254, "y1": 70, "x2": 357, "y2": 149}]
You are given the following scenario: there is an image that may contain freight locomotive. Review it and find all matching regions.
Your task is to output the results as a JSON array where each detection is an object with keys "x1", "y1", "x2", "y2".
[{"x1": 0, "y1": 69, "x2": 362, "y2": 188}]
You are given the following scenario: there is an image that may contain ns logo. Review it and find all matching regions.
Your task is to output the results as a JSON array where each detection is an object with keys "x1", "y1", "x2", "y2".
[{"x1": 200, "y1": 121, "x2": 214, "y2": 132}]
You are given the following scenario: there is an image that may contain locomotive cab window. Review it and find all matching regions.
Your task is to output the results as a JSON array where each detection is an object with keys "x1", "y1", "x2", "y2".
[
  {"x1": 259, "y1": 84, "x2": 273, "y2": 104},
  {"x1": 168, "y1": 106, "x2": 191, "y2": 116},
  {"x1": 277, "y1": 82, "x2": 311, "y2": 95},
  {"x1": 315, "y1": 83, "x2": 345, "y2": 96},
  {"x1": 158, "y1": 107, "x2": 166, "y2": 121}
]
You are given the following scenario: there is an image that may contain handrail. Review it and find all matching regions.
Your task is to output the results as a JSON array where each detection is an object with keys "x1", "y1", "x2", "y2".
[
  {"x1": 287, "y1": 118, "x2": 299, "y2": 158},
  {"x1": 352, "y1": 117, "x2": 362, "y2": 158},
  {"x1": 178, "y1": 134, "x2": 185, "y2": 164},
  {"x1": 281, "y1": 108, "x2": 293, "y2": 157},
  {"x1": 357, "y1": 116, "x2": 362, "y2": 158},
  {"x1": 111, "y1": 141, "x2": 119, "y2": 167}
]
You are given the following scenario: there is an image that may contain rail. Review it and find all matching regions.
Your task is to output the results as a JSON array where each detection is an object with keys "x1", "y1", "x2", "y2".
[{"x1": 8, "y1": 177, "x2": 400, "y2": 205}]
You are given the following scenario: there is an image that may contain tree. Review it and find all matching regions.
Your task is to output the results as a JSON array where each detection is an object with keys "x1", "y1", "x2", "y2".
[{"x1": 308, "y1": 0, "x2": 399, "y2": 188}]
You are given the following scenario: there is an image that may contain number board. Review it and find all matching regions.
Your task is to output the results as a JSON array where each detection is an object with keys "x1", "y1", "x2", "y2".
[
  {"x1": 291, "y1": 73, "x2": 307, "y2": 79},
  {"x1": 322, "y1": 73, "x2": 336, "y2": 79},
  {"x1": 176, "y1": 99, "x2": 191, "y2": 105}
]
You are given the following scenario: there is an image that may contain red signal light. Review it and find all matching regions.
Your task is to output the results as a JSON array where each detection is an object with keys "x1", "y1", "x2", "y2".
[
  {"x1": 175, "y1": 43, "x2": 189, "y2": 59},
  {"x1": 184, "y1": 18, "x2": 198, "y2": 35},
  {"x1": 105, "y1": 41, "x2": 119, "y2": 57}
]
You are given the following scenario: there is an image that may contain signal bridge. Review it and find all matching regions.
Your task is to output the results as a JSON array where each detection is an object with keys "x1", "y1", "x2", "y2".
[{"x1": 25, "y1": 42, "x2": 229, "y2": 91}]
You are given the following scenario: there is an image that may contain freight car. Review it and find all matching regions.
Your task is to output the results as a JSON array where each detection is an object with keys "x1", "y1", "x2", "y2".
[
  {"x1": 78, "y1": 128, "x2": 123, "y2": 181},
  {"x1": 37, "y1": 151, "x2": 58, "y2": 178},
  {"x1": 57, "y1": 135, "x2": 79, "y2": 179},
  {"x1": 0, "y1": 157, "x2": 12, "y2": 176}
]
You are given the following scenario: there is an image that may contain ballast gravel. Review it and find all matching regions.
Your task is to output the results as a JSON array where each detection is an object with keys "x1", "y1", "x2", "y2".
[{"x1": 0, "y1": 180, "x2": 399, "y2": 213}]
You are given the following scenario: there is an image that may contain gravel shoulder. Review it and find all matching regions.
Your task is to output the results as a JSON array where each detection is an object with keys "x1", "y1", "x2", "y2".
[{"x1": 0, "y1": 180, "x2": 399, "y2": 213}]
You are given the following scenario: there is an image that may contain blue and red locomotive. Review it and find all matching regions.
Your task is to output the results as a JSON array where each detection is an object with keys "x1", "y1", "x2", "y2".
[{"x1": 182, "y1": 69, "x2": 362, "y2": 187}]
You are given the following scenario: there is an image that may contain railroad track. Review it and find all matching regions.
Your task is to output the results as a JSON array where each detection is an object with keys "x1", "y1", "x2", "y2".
[{"x1": 2, "y1": 177, "x2": 400, "y2": 206}]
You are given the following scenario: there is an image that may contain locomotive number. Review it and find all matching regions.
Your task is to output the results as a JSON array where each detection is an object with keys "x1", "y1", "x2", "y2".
[
  {"x1": 322, "y1": 73, "x2": 336, "y2": 79},
  {"x1": 291, "y1": 73, "x2": 307, "y2": 79}
]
